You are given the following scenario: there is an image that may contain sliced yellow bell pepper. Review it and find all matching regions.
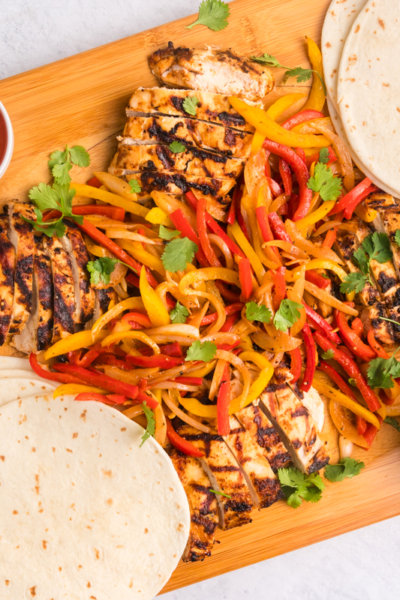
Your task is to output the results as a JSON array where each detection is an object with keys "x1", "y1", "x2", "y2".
[
  {"x1": 101, "y1": 330, "x2": 160, "y2": 354},
  {"x1": 229, "y1": 97, "x2": 329, "y2": 148},
  {"x1": 140, "y1": 266, "x2": 170, "y2": 327},
  {"x1": 179, "y1": 267, "x2": 240, "y2": 295},
  {"x1": 44, "y1": 329, "x2": 109, "y2": 361},
  {"x1": 239, "y1": 351, "x2": 273, "y2": 371},
  {"x1": 53, "y1": 384, "x2": 106, "y2": 399},
  {"x1": 93, "y1": 172, "x2": 140, "y2": 201},
  {"x1": 240, "y1": 335, "x2": 254, "y2": 353},
  {"x1": 70, "y1": 183, "x2": 149, "y2": 218},
  {"x1": 228, "y1": 221, "x2": 265, "y2": 285},
  {"x1": 91, "y1": 297, "x2": 145, "y2": 337},
  {"x1": 251, "y1": 131, "x2": 265, "y2": 155},
  {"x1": 303, "y1": 37, "x2": 326, "y2": 112},
  {"x1": 329, "y1": 400, "x2": 369, "y2": 449},
  {"x1": 354, "y1": 203, "x2": 378, "y2": 223},
  {"x1": 304, "y1": 259, "x2": 347, "y2": 281},
  {"x1": 295, "y1": 200, "x2": 336, "y2": 230},
  {"x1": 145, "y1": 207, "x2": 174, "y2": 227},
  {"x1": 117, "y1": 239, "x2": 166, "y2": 276},
  {"x1": 266, "y1": 93, "x2": 307, "y2": 121},
  {"x1": 190, "y1": 360, "x2": 217, "y2": 378}
]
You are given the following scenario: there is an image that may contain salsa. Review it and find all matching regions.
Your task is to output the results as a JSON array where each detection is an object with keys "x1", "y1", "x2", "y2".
[{"x1": 0, "y1": 110, "x2": 8, "y2": 166}]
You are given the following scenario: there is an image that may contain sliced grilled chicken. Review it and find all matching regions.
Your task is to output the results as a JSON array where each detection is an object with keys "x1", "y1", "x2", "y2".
[
  {"x1": 260, "y1": 381, "x2": 330, "y2": 474},
  {"x1": 173, "y1": 420, "x2": 253, "y2": 530},
  {"x1": 12, "y1": 237, "x2": 40, "y2": 354},
  {"x1": 34, "y1": 236, "x2": 54, "y2": 351},
  {"x1": 148, "y1": 43, "x2": 274, "y2": 104},
  {"x1": 62, "y1": 221, "x2": 95, "y2": 326},
  {"x1": 110, "y1": 143, "x2": 245, "y2": 180},
  {"x1": 125, "y1": 171, "x2": 235, "y2": 203},
  {"x1": 121, "y1": 116, "x2": 252, "y2": 157},
  {"x1": 236, "y1": 401, "x2": 291, "y2": 472},
  {"x1": 223, "y1": 415, "x2": 284, "y2": 508},
  {"x1": 370, "y1": 193, "x2": 400, "y2": 279},
  {"x1": 127, "y1": 87, "x2": 252, "y2": 132},
  {"x1": 335, "y1": 228, "x2": 395, "y2": 345},
  {"x1": 7, "y1": 202, "x2": 35, "y2": 338},
  {"x1": 45, "y1": 235, "x2": 77, "y2": 342},
  {"x1": 0, "y1": 216, "x2": 15, "y2": 346},
  {"x1": 170, "y1": 450, "x2": 218, "y2": 562}
]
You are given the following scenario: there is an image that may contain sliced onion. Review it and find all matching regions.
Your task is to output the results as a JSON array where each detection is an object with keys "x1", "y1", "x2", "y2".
[
  {"x1": 304, "y1": 281, "x2": 358, "y2": 315},
  {"x1": 215, "y1": 349, "x2": 251, "y2": 408},
  {"x1": 201, "y1": 332, "x2": 240, "y2": 345},
  {"x1": 162, "y1": 391, "x2": 212, "y2": 433},
  {"x1": 113, "y1": 283, "x2": 129, "y2": 299},
  {"x1": 208, "y1": 234, "x2": 234, "y2": 269},
  {"x1": 187, "y1": 301, "x2": 210, "y2": 329},
  {"x1": 105, "y1": 230, "x2": 162, "y2": 244},
  {"x1": 263, "y1": 240, "x2": 309, "y2": 260},
  {"x1": 209, "y1": 358, "x2": 228, "y2": 401},
  {"x1": 147, "y1": 361, "x2": 203, "y2": 385},
  {"x1": 151, "y1": 382, "x2": 199, "y2": 391},
  {"x1": 148, "y1": 335, "x2": 196, "y2": 345},
  {"x1": 244, "y1": 149, "x2": 267, "y2": 199},
  {"x1": 313, "y1": 220, "x2": 354, "y2": 237},
  {"x1": 270, "y1": 194, "x2": 290, "y2": 214},
  {"x1": 123, "y1": 405, "x2": 144, "y2": 419},
  {"x1": 286, "y1": 219, "x2": 343, "y2": 264},
  {"x1": 103, "y1": 366, "x2": 159, "y2": 384},
  {"x1": 252, "y1": 330, "x2": 302, "y2": 353}
]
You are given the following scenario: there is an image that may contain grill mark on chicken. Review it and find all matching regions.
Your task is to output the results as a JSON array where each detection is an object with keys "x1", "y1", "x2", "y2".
[
  {"x1": 128, "y1": 171, "x2": 235, "y2": 201},
  {"x1": 0, "y1": 216, "x2": 15, "y2": 345},
  {"x1": 64, "y1": 222, "x2": 95, "y2": 325},
  {"x1": 98, "y1": 288, "x2": 116, "y2": 313},
  {"x1": 34, "y1": 236, "x2": 54, "y2": 351}
]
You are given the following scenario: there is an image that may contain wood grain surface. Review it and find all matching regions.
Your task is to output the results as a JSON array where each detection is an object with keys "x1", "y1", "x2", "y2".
[{"x1": 0, "y1": 0, "x2": 399, "y2": 594}]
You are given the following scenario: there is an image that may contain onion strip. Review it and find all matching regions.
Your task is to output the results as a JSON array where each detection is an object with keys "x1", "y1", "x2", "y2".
[
  {"x1": 304, "y1": 281, "x2": 358, "y2": 315},
  {"x1": 162, "y1": 391, "x2": 211, "y2": 433}
]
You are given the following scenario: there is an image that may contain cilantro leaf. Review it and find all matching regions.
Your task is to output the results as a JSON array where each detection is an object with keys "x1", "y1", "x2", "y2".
[
  {"x1": 87, "y1": 257, "x2": 118, "y2": 286},
  {"x1": 278, "y1": 467, "x2": 325, "y2": 508},
  {"x1": 340, "y1": 272, "x2": 367, "y2": 294},
  {"x1": 307, "y1": 163, "x2": 342, "y2": 202},
  {"x1": 273, "y1": 299, "x2": 303, "y2": 332},
  {"x1": 48, "y1": 147, "x2": 72, "y2": 185},
  {"x1": 245, "y1": 301, "x2": 272, "y2": 323},
  {"x1": 353, "y1": 246, "x2": 370, "y2": 277},
  {"x1": 384, "y1": 416, "x2": 400, "y2": 433},
  {"x1": 321, "y1": 349, "x2": 335, "y2": 361},
  {"x1": 348, "y1": 378, "x2": 357, "y2": 387},
  {"x1": 210, "y1": 489, "x2": 232, "y2": 498},
  {"x1": 182, "y1": 96, "x2": 199, "y2": 116},
  {"x1": 28, "y1": 183, "x2": 60, "y2": 212},
  {"x1": 170, "y1": 301, "x2": 190, "y2": 324},
  {"x1": 161, "y1": 237, "x2": 198, "y2": 272},
  {"x1": 324, "y1": 457, "x2": 365, "y2": 482},
  {"x1": 185, "y1": 340, "x2": 217, "y2": 362},
  {"x1": 186, "y1": 0, "x2": 230, "y2": 31},
  {"x1": 367, "y1": 349, "x2": 400, "y2": 389},
  {"x1": 129, "y1": 179, "x2": 142, "y2": 194},
  {"x1": 23, "y1": 207, "x2": 66, "y2": 238},
  {"x1": 362, "y1": 232, "x2": 392, "y2": 264},
  {"x1": 159, "y1": 225, "x2": 181, "y2": 240},
  {"x1": 69, "y1": 145, "x2": 90, "y2": 168},
  {"x1": 169, "y1": 141, "x2": 186, "y2": 153},
  {"x1": 53, "y1": 183, "x2": 83, "y2": 223},
  {"x1": 319, "y1": 148, "x2": 329, "y2": 164},
  {"x1": 395, "y1": 229, "x2": 400, "y2": 247},
  {"x1": 250, "y1": 53, "x2": 284, "y2": 68},
  {"x1": 250, "y1": 54, "x2": 326, "y2": 94},
  {"x1": 140, "y1": 401, "x2": 156, "y2": 447}
]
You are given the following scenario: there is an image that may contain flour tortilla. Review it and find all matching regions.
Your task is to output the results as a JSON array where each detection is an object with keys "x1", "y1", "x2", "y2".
[
  {"x1": 0, "y1": 356, "x2": 32, "y2": 370},
  {"x1": 337, "y1": 0, "x2": 400, "y2": 197},
  {"x1": 0, "y1": 394, "x2": 189, "y2": 599},
  {"x1": 0, "y1": 379, "x2": 55, "y2": 407}
]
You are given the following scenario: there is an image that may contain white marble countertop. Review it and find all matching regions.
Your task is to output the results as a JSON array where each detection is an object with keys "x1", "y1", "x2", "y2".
[{"x1": 1, "y1": 1, "x2": 399, "y2": 598}]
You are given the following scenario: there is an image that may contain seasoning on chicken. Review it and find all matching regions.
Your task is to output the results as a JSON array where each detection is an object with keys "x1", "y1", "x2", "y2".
[
  {"x1": 236, "y1": 401, "x2": 291, "y2": 472},
  {"x1": 0, "y1": 216, "x2": 15, "y2": 346},
  {"x1": 121, "y1": 116, "x2": 252, "y2": 157},
  {"x1": 223, "y1": 415, "x2": 284, "y2": 508},
  {"x1": 127, "y1": 87, "x2": 253, "y2": 132},
  {"x1": 148, "y1": 43, "x2": 274, "y2": 104},
  {"x1": 173, "y1": 420, "x2": 253, "y2": 530},
  {"x1": 170, "y1": 449, "x2": 218, "y2": 562},
  {"x1": 34, "y1": 236, "x2": 54, "y2": 351},
  {"x1": 109, "y1": 143, "x2": 245, "y2": 180}
]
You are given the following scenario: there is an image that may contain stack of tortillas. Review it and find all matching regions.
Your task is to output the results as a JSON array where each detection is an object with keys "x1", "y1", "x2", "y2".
[
  {"x1": 322, "y1": 0, "x2": 400, "y2": 197},
  {"x1": 0, "y1": 357, "x2": 189, "y2": 599}
]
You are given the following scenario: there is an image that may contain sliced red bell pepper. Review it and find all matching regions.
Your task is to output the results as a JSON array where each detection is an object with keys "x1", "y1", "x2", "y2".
[
  {"x1": 29, "y1": 353, "x2": 85, "y2": 384},
  {"x1": 217, "y1": 364, "x2": 231, "y2": 436},
  {"x1": 169, "y1": 208, "x2": 209, "y2": 267},
  {"x1": 126, "y1": 272, "x2": 140, "y2": 288},
  {"x1": 126, "y1": 354, "x2": 184, "y2": 369},
  {"x1": 94, "y1": 354, "x2": 133, "y2": 371},
  {"x1": 351, "y1": 317, "x2": 364, "y2": 339},
  {"x1": 314, "y1": 332, "x2": 381, "y2": 413},
  {"x1": 75, "y1": 392, "x2": 128, "y2": 406},
  {"x1": 166, "y1": 416, "x2": 205, "y2": 457},
  {"x1": 197, "y1": 196, "x2": 221, "y2": 267},
  {"x1": 329, "y1": 178, "x2": 378, "y2": 219},
  {"x1": 268, "y1": 212, "x2": 292, "y2": 243},
  {"x1": 217, "y1": 340, "x2": 241, "y2": 352},
  {"x1": 263, "y1": 139, "x2": 311, "y2": 221},
  {"x1": 279, "y1": 159, "x2": 292, "y2": 196},
  {"x1": 281, "y1": 109, "x2": 325, "y2": 131},
  {"x1": 72, "y1": 205, "x2": 125, "y2": 221},
  {"x1": 271, "y1": 267, "x2": 286, "y2": 311},
  {"x1": 159, "y1": 342, "x2": 183, "y2": 357},
  {"x1": 219, "y1": 313, "x2": 239, "y2": 333},
  {"x1": 363, "y1": 423, "x2": 378, "y2": 447},
  {"x1": 300, "y1": 324, "x2": 316, "y2": 392},
  {"x1": 289, "y1": 347, "x2": 302, "y2": 384},
  {"x1": 86, "y1": 176, "x2": 102, "y2": 188},
  {"x1": 255, "y1": 206, "x2": 283, "y2": 266},
  {"x1": 174, "y1": 376, "x2": 203, "y2": 385},
  {"x1": 305, "y1": 269, "x2": 330, "y2": 289},
  {"x1": 200, "y1": 302, "x2": 244, "y2": 326},
  {"x1": 287, "y1": 193, "x2": 299, "y2": 220},
  {"x1": 322, "y1": 227, "x2": 337, "y2": 249},
  {"x1": 228, "y1": 176, "x2": 243, "y2": 225},
  {"x1": 295, "y1": 147, "x2": 306, "y2": 164},
  {"x1": 121, "y1": 311, "x2": 152, "y2": 328},
  {"x1": 367, "y1": 330, "x2": 389, "y2": 359},
  {"x1": 380, "y1": 390, "x2": 395, "y2": 406},
  {"x1": 238, "y1": 257, "x2": 253, "y2": 302},
  {"x1": 266, "y1": 177, "x2": 283, "y2": 198},
  {"x1": 334, "y1": 309, "x2": 376, "y2": 361},
  {"x1": 215, "y1": 280, "x2": 241, "y2": 302},
  {"x1": 303, "y1": 302, "x2": 341, "y2": 344},
  {"x1": 67, "y1": 343, "x2": 105, "y2": 368}
]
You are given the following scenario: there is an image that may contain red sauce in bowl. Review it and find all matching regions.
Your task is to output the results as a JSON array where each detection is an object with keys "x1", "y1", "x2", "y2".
[{"x1": 0, "y1": 110, "x2": 8, "y2": 166}]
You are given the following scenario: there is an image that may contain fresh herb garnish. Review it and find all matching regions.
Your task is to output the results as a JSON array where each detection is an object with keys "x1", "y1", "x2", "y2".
[
  {"x1": 245, "y1": 301, "x2": 272, "y2": 323},
  {"x1": 129, "y1": 179, "x2": 142, "y2": 194},
  {"x1": 250, "y1": 53, "x2": 327, "y2": 94},
  {"x1": 319, "y1": 148, "x2": 329, "y2": 164},
  {"x1": 140, "y1": 401, "x2": 156, "y2": 447},
  {"x1": 159, "y1": 225, "x2": 181, "y2": 240},
  {"x1": 161, "y1": 237, "x2": 198, "y2": 272},
  {"x1": 340, "y1": 232, "x2": 391, "y2": 295},
  {"x1": 348, "y1": 378, "x2": 357, "y2": 387},
  {"x1": 367, "y1": 348, "x2": 400, "y2": 389},
  {"x1": 273, "y1": 299, "x2": 303, "y2": 333},
  {"x1": 340, "y1": 272, "x2": 369, "y2": 295},
  {"x1": 170, "y1": 301, "x2": 190, "y2": 324},
  {"x1": 48, "y1": 144, "x2": 90, "y2": 185},
  {"x1": 394, "y1": 229, "x2": 400, "y2": 247},
  {"x1": 87, "y1": 257, "x2": 118, "y2": 286},
  {"x1": 384, "y1": 416, "x2": 400, "y2": 433},
  {"x1": 324, "y1": 458, "x2": 365, "y2": 482},
  {"x1": 185, "y1": 340, "x2": 217, "y2": 362},
  {"x1": 307, "y1": 163, "x2": 342, "y2": 202},
  {"x1": 362, "y1": 231, "x2": 392, "y2": 264},
  {"x1": 169, "y1": 141, "x2": 186, "y2": 153},
  {"x1": 24, "y1": 182, "x2": 83, "y2": 238},
  {"x1": 186, "y1": 0, "x2": 230, "y2": 31},
  {"x1": 321, "y1": 349, "x2": 335, "y2": 361},
  {"x1": 278, "y1": 467, "x2": 325, "y2": 508},
  {"x1": 182, "y1": 96, "x2": 199, "y2": 116},
  {"x1": 210, "y1": 489, "x2": 232, "y2": 498}
]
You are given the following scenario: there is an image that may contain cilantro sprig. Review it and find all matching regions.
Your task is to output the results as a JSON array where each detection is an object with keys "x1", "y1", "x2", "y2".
[
  {"x1": 324, "y1": 458, "x2": 365, "y2": 482},
  {"x1": 129, "y1": 179, "x2": 142, "y2": 194},
  {"x1": 250, "y1": 53, "x2": 327, "y2": 94},
  {"x1": 185, "y1": 340, "x2": 217, "y2": 362},
  {"x1": 278, "y1": 467, "x2": 325, "y2": 508},
  {"x1": 161, "y1": 237, "x2": 198, "y2": 272},
  {"x1": 48, "y1": 145, "x2": 90, "y2": 185},
  {"x1": 340, "y1": 232, "x2": 392, "y2": 295},
  {"x1": 186, "y1": 0, "x2": 230, "y2": 31},
  {"x1": 307, "y1": 163, "x2": 342, "y2": 202},
  {"x1": 182, "y1": 96, "x2": 199, "y2": 116},
  {"x1": 318, "y1": 148, "x2": 329, "y2": 164},
  {"x1": 273, "y1": 299, "x2": 303, "y2": 333},
  {"x1": 140, "y1": 401, "x2": 156, "y2": 447},
  {"x1": 170, "y1": 301, "x2": 190, "y2": 324},
  {"x1": 367, "y1": 348, "x2": 400, "y2": 389},
  {"x1": 245, "y1": 301, "x2": 272, "y2": 323},
  {"x1": 395, "y1": 229, "x2": 400, "y2": 247},
  {"x1": 87, "y1": 257, "x2": 118, "y2": 286},
  {"x1": 159, "y1": 225, "x2": 181, "y2": 240},
  {"x1": 169, "y1": 141, "x2": 186, "y2": 153},
  {"x1": 321, "y1": 349, "x2": 335, "y2": 361},
  {"x1": 384, "y1": 416, "x2": 400, "y2": 433}
]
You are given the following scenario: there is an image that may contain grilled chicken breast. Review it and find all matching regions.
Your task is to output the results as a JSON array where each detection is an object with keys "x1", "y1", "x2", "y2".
[
  {"x1": 7, "y1": 202, "x2": 35, "y2": 338},
  {"x1": 223, "y1": 415, "x2": 284, "y2": 508},
  {"x1": 110, "y1": 143, "x2": 245, "y2": 180},
  {"x1": 127, "y1": 87, "x2": 252, "y2": 132},
  {"x1": 149, "y1": 43, "x2": 274, "y2": 104},
  {"x1": 34, "y1": 236, "x2": 54, "y2": 351},
  {"x1": 173, "y1": 420, "x2": 253, "y2": 530},
  {"x1": 0, "y1": 216, "x2": 15, "y2": 346},
  {"x1": 370, "y1": 193, "x2": 400, "y2": 278},
  {"x1": 170, "y1": 450, "x2": 218, "y2": 562},
  {"x1": 121, "y1": 116, "x2": 252, "y2": 157},
  {"x1": 236, "y1": 401, "x2": 291, "y2": 472},
  {"x1": 260, "y1": 381, "x2": 330, "y2": 474}
]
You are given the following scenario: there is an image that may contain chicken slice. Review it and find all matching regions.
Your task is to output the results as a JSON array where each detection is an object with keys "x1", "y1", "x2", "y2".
[
  {"x1": 236, "y1": 401, "x2": 291, "y2": 472},
  {"x1": 109, "y1": 143, "x2": 245, "y2": 180},
  {"x1": 0, "y1": 215, "x2": 15, "y2": 346},
  {"x1": 173, "y1": 420, "x2": 253, "y2": 530},
  {"x1": 148, "y1": 43, "x2": 274, "y2": 104},
  {"x1": 127, "y1": 87, "x2": 252, "y2": 132},
  {"x1": 121, "y1": 116, "x2": 252, "y2": 157},
  {"x1": 34, "y1": 236, "x2": 54, "y2": 351},
  {"x1": 260, "y1": 381, "x2": 330, "y2": 474},
  {"x1": 7, "y1": 202, "x2": 35, "y2": 338},
  {"x1": 223, "y1": 415, "x2": 284, "y2": 508},
  {"x1": 170, "y1": 449, "x2": 218, "y2": 562},
  {"x1": 370, "y1": 193, "x2": 400, "y2": 279}
]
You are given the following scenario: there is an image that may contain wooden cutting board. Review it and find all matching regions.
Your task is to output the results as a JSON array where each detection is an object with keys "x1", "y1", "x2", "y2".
[{"x1": 0, "y1": 0, "x2": 399, "y2": 593}]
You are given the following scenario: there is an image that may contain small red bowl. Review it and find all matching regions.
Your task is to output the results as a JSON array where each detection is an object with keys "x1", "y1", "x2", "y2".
[{"x1": 0, "y1": 101, "x2": 14, "y2": 179}]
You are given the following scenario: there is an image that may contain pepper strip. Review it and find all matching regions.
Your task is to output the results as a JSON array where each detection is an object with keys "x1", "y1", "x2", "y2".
[
  {"x1": 166, "y1": 416, "x2": 205, "y2": 457},
  {"x1": 281, "y1": 109, "x2": 325, "y2": 130},
  {"x1": 116, "y1": 240, "x2": 166, "y2": 277},
  {"x1": 197, "y1": 196, "x2": 221, "y2": 267},
  {"x1": 228, "y1": 222, "x2": 265, "y2": 285},
  {"x1": 101, "y1": 329, "x2": 160, "y2": 355},
  {"x1": 299, "y1": 323, "x2": 316, "y2": 392},
  {"x1": 91, "y1": 297, "x2": 145, "y2": 338},
  {"x1": 303, "y1": 37, "x2": 326, "y2": 112},
  {"x1": 367, "y1": 330, "x2": 389, "y2": 360},
  {"x1": 29, "y1": 353, "x2": 85, "y2": 385},
  {"x1": 335, "y1": 309, "x2": 376, "y2": 361},
  {"x1": 289, "y1": 348, "x2": 302, "y2": 384},
  {"x1": 217, "y1": 364, "x2": 231, "y2": 436},
  {"x1": 169, "y1": 208, "x2": 209, "y2": 267},
  {"x1": 303, "y1": 302, "x2": 340, "y2": 343},
  {"x1": 238, "y1": 258, "x2": 253, "y2": 301},
  {"x1": 266, "y1": 93, "x2": 307, "y2": 121},
  {"x1": 305, "y1": 269, "x2": 330, "y2": 290},
  {"x1": 329, "y1": 178, "x2": 376, "y2": 218},
  {"x1": 271, "y1": 267, "x2": 286, "y2": 311},
  {"x1": 279, "y1": 159, "x2": 292, "y2": 196},
  {"x1": 295, "y1": 200, "x2": 336, "y2": 230},
  {"x1": 53, "y1": 384, "x2": 107, "y2": 399},
  {"x1": 139, "y1": 266, "x2": 170, "y2": 327},
  {"x1": 268, "y1": 212, "x2": 292, "y2": 243},
  {"x1": 70, "y1": 183, "x2": 149, "y2": 217},
  {"x1": 255, "y1": 206, "x2": 283, "y2": 266},
  {"x1": 44, "y1": 330, "x2": 109, "y2": 361}
]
